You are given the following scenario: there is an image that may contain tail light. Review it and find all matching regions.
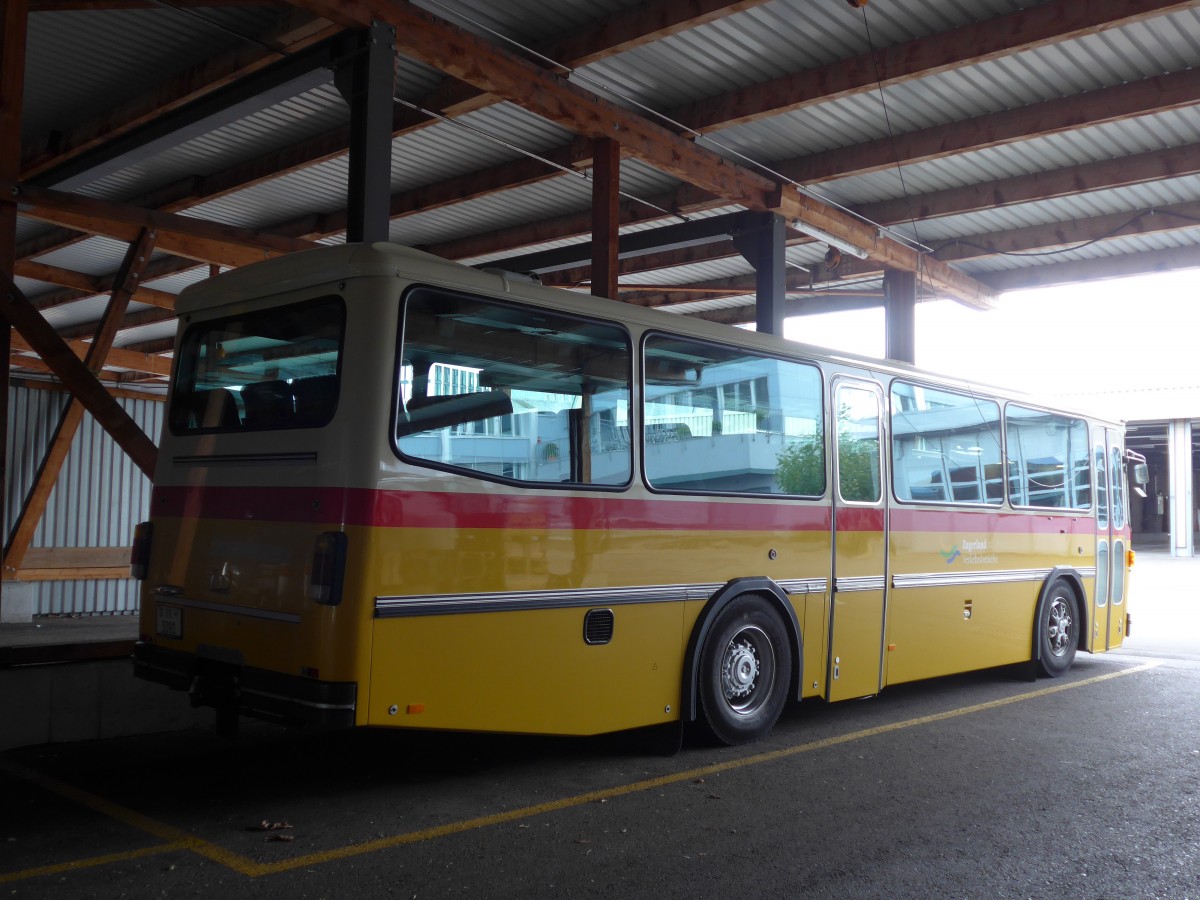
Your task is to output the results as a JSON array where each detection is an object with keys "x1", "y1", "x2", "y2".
[
  {"x1": 130, "y1": 522, "x2": 153, "y2": 580},
  {"x1": 309, "y1": 531, "x2": 347, "y2": 605}
]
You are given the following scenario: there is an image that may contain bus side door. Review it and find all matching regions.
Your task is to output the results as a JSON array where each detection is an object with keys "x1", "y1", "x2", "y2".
[
  {"x1": 1091, "y1": 427, "x2": 1129, "y2": 650},
  {"x1": 1106, "y1": 428, "x2": 1129, "y2": 649},
  {"x1": 828, "y1": 379, "x2": 888, "y2": 702}
]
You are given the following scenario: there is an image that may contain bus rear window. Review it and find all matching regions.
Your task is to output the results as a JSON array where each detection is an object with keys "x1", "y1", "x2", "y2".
[{"x1": 168, "y1": 296, "x2": 345, "y2": 434}]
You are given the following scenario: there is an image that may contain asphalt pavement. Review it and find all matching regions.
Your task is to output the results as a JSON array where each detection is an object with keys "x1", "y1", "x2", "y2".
[{"x1": 2, "y1": 553, "x2": 1197, "y2": 899}]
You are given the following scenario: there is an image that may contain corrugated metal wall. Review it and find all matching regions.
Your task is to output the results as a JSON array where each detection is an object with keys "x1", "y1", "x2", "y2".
[{"x1": 4, "y1": 386, "x2": 162, "y2": 616}]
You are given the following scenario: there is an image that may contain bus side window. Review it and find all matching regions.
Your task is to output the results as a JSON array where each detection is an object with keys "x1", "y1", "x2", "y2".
[
  {"x1": 1006, "y1": 406, "x2": 1091, "y2": 510},
  {"x1": 890, "y1": 381, "x2": 1001, "y2": 506},
  {"x1": 642, "y1": 334, "x2": 824, "y2": 497}
]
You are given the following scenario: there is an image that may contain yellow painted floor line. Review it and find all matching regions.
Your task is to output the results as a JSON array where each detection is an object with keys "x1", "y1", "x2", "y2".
[
  {"x1": 257, "y1": 660, "x2": 1162, "y2": 876},
  {"x1": 0, "y1": 758, "x2": 262, "y2": 879},
  {"x1": 0, "y1": 842, "x2": 189, "y2": 885},
  {"x1": 1, "y1": 660, "x2": 1162, "y2": 883}
]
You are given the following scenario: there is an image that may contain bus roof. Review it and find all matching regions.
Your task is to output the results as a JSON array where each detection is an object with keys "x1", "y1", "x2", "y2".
[{"x1": 178, "y1": 242, "x2": 1124, "y2": 428}]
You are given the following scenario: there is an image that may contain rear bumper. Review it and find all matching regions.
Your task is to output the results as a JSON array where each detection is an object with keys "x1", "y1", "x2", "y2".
[{"x1": 133, "y1": 642, "x2": 356, "y2": 728}]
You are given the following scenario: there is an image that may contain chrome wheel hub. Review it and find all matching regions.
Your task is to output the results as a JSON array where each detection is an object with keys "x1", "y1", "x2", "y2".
[
  {"x1": 719, "y1": 625, "x2": 775, "y2": 715},
  {"x1": 1047, "y1": 598, "x2": 1073, "y2": 657}
]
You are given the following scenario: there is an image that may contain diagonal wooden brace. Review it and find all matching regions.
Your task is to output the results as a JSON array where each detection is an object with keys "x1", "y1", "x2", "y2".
[{"x1": 0, "y1": 269, "x2": 158, "y2": 476}]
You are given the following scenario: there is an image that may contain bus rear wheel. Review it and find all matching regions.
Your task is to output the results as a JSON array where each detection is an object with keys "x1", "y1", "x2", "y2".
[
  {"x1": 698, "y1": 595, "x2": 792, "y2": 745},
  {"x1": 1036, "y1": 583, "x2": 1079, "y2": 677}
]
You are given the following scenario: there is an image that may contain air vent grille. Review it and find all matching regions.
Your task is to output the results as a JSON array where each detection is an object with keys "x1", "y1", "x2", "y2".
[{"x1": 583, "y1": 608, "x2": 614, "y2": 645}]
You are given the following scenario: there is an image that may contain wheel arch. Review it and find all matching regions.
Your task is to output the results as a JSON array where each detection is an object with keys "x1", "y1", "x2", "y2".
[
  {"x1": 680, "y1": 577, "x2": 803, "y2": 723},
  {"x1": 1032, "y1": 567, "x2": 1087, "y2": 665}
]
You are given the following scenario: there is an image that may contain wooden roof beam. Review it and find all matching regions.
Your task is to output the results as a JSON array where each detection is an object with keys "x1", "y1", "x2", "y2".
[
  {"x1": 15, "y1": 260, "x2": 178, "y2": 309},
  {"x1": 542, "y1": 142, "x2": 1200, "y2": 286},
  {"x1": 2, "y1": 180, "x2": 318, "y2": 267},
  {"x1": 928, "y1": 199, "x2": 1200, "y2": 264},
  {"x1": 672, "y1": 0, "x2": 1198, "y2": 133},
  {"x1": 981, "y1": 244, "x2": 1200, "y2": 292},
  {"x1": 292, "y1": 0, "x2": 992, "y2": 307},
  {"x1": 854, "y1": 144, "x2": 1200, "y2": 225},
  {"x1": 10, "y1": 333, "x2": 172, "y2": 377},
  {"x1": 310, "y1": 1, "x2": 1200, "y2": 256},
  {"x1": 778, "y1": 67, "x2": 1200, "y2": 186},
  {"x1": 15, "y1": 1, "x2": 767, "y2": 267}
]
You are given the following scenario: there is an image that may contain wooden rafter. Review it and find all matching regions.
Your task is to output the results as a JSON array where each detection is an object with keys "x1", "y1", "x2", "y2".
[
  {"x1": 268, "y1": 0, "x2": 1200, "y2": 255},
  {"x1": 293, "y1": 0, "x2": 992, "y2": 307},
  {"x1": 2, "y1": 229, "x2": 158, "y2": 575},
  {"x1": 13, "y1": 375, "x2": 163, "y2": 403},
  {"x1": 624, "y1": 196, "x2": 1200, "y2": 316},
  {"x1": 10, "y1": 333, "x2": 172, "y2": 377},
  {"x1": 2, "y1": 180, "x2": 318, "y2": 266},
  {"x1": 671, "y1": 0, "x2": 1199, "y2": 133},
  {"x1": 930, "y1": 200, "x2": 1200, "y2": 263},
  {"x1": 14, "y1": 0, "x2": 766, "y2": 271},
  {"x1": 15, "y1": 260, "x2": 177, "y2": 310},
  {"x1": 538, "y1": 142, "x2": 1200, "y2": 290},
  {"x1": 16, "y1": 0, "x2": 1194, "y2": 309},
  {"x1": 854, "y1": 144, "x2": 1200, "y2": 227},
  {"x1": 779, "y1": 67, "x2": 1200, "y2": 186},
  {"x1": 56, "y1": 306, "x2": 175, "y2": 342},
  {"x1": 981, "y1": 244, "x2": 1200, "y2": 292}
]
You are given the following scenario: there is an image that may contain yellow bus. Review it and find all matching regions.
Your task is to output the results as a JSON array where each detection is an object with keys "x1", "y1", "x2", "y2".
[{"x1": 132, "y1": 243, "x2": 1146, "y2": 744}]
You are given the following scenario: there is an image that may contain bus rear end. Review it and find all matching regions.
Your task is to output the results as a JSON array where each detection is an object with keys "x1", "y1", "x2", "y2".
[{"x1": 132, "y1": 248, "x2": 395, "y2": 732}]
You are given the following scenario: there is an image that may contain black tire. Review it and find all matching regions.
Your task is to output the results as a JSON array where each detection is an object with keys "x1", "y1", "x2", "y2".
[
  {"x1": 698, "y1": 594, "x2": 792, "y2": 745},
  {"x1": 1036, "y1": 582, "x2": 1079, "y2": 677}
]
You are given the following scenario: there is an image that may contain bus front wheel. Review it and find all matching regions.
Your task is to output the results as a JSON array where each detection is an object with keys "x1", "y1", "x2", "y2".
[
  {"x1": 1036, "y1": 582, "x2": 1079, "y2": 677},
  {"x1": 698, "y1": 595, "x2": 792, "y2": 745}
]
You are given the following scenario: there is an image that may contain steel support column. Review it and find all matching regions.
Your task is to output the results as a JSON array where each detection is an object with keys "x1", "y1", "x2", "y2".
[
  {"x1": 1169, "y1": 418, "x2": 1194, "y2": 557},
  {"x1": 884, "y1": 268, "x2": 917, "y2": 364},
  {"x1": 732, "y1": 212, "x2": 786, "y2": 336},
  {"x1": 336, "y1": 20, "x2": 396, "y2": 243}
]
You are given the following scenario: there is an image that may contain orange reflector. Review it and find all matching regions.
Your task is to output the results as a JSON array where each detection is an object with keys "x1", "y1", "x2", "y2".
[
  {"x1": 887, "y1": 644, "x2": 896, "y2": 651},
  {"x1": 407, "y1": 703, "x2": 425, "y2": 715},
  {"x1": 1127, "y1": 549, "x2": 1136, "y2": 568}
]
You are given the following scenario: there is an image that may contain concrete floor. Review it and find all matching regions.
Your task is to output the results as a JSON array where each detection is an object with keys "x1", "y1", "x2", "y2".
[{"x1": 1, "y1": 554, "x2": 1197, "y2": 898}]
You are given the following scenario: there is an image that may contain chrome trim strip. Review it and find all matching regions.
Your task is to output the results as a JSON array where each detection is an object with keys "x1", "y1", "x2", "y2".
[
  {"x1": 375, "y1": 578, "x2": 828, "y2": 619},
  {"x1": 1076, "y1": 567, "x2": 1097, "y2": 578},
  {"x1": 835, "y1": 575, "x2": 887, "y2": 593},
  {"x1": 778, "y1": 578, "x2": 829, "y2": 595},
  {"x1": 173, "y1": 452, "x2": 318, "y2": 466},
  {"x1": 156, "y1": 596, "x2": 301, "y2": 624},
  {"x1": 376, "y1": 583, "x2": 718, "y2": 618},
  {"x1": 892, "y1": 568, "x2": 1054, "y2": 589}
]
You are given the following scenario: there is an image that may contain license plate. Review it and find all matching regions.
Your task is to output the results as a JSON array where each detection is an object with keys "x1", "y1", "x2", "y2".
[{"x1": 156, "y1": 604, "x2": 183, "y2": 639}]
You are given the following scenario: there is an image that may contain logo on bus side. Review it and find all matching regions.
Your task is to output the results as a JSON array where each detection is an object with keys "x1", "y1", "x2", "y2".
[{"x1": 941, "y1": 539, "x2": 997, "y2": 565}]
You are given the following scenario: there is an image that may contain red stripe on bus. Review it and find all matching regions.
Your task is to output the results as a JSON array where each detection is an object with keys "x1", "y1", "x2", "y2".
[
  {"x1": 151, "y1": 486, "x2": 1109, "y2": 537},
  {"x1": 889, "y1": 507, "x2": 1097, "y2": 536},
  {"x1": 151, "y1": 485, "x2": 833, "y2": 532}
]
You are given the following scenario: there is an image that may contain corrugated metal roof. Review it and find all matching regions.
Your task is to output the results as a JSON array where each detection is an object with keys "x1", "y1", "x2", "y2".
[{"x1": 21, "y1": 7, "x2": 289, "y2": 143}]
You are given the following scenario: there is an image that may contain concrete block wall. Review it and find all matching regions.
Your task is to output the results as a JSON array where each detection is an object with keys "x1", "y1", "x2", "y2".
[{"x1": 1, "y1": 658, "x2": 209, "y2": 751}]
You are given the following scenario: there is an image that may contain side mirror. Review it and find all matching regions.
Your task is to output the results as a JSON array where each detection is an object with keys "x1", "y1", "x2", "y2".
[{"x1": 1132, "y1": 462, "x2": 1149, "y2": 486}]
